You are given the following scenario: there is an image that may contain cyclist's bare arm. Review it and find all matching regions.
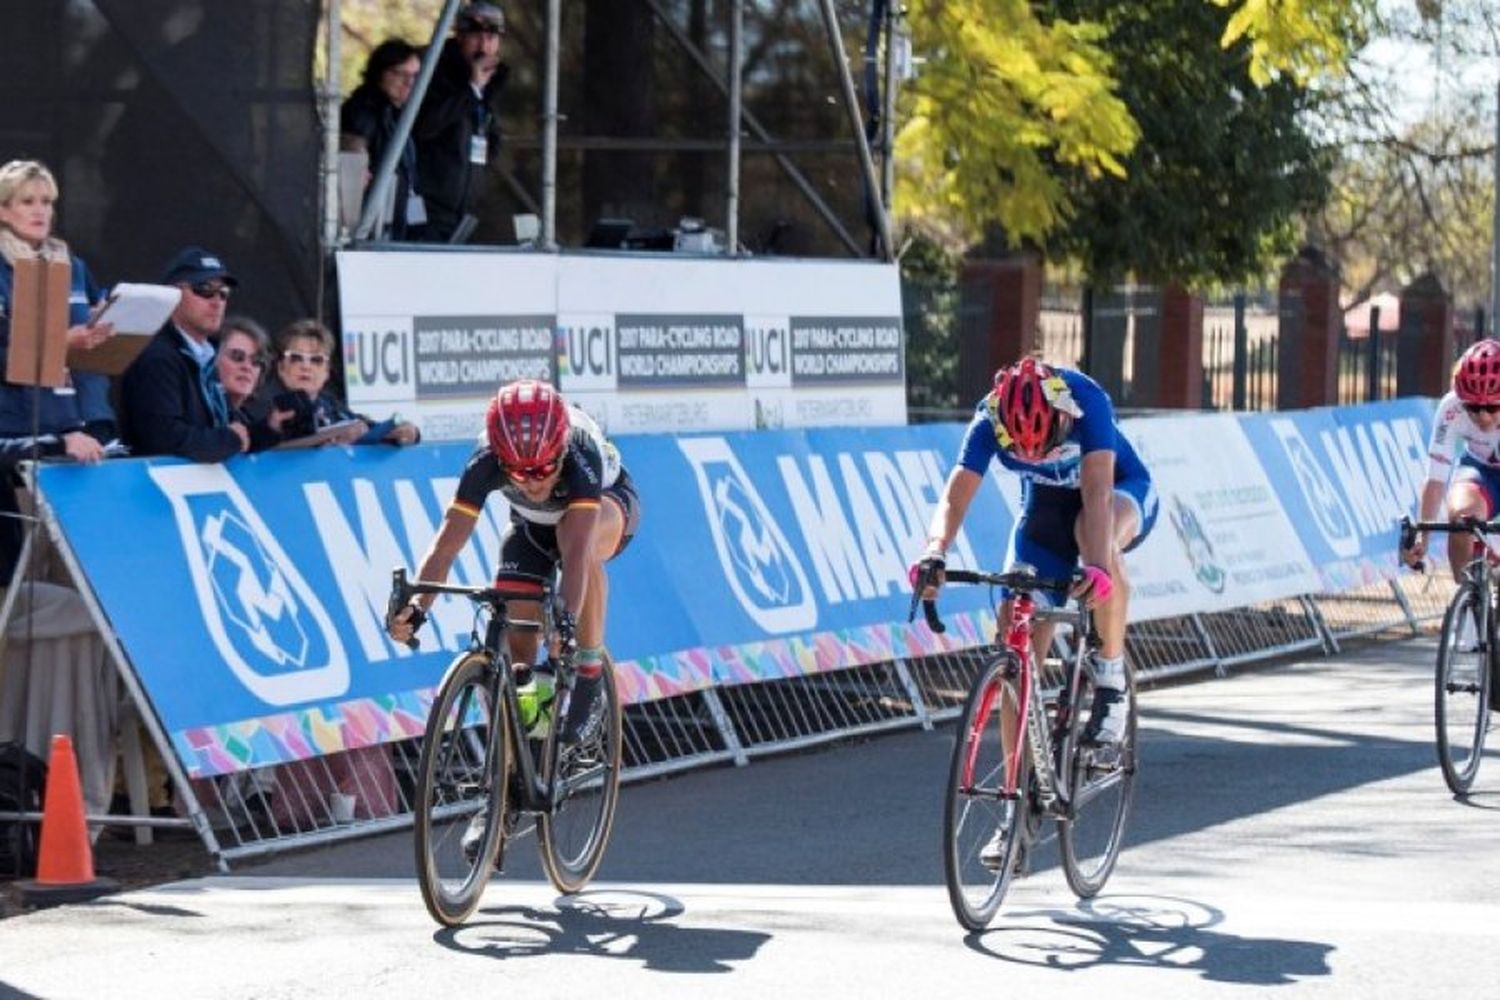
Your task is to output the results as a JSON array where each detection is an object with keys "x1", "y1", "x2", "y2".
[
  {"x1": 387, "y1": 508, "x2": 476, "y2": 641},
  {"x1": 1076, "y1": 451, "x2": 1117, "y2": 569},
  {"x1": 920, "y1": 467, "x2": 982, "y2": 597},
  {"x1": 1403, "y1": 478, "x2": 1447, "y2": 567}
]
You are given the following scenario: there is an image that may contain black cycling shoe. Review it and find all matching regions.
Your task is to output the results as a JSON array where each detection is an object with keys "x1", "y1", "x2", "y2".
[{"x1": 559, "y1": 672, "x2": 602, "y2": 745}]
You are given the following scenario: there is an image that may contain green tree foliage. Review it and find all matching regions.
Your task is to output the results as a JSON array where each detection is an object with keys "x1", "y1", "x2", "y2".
[
  {"x1": 894, "y1": 0, "x2": 1369, "y2": 259},
  {"x1": 1048, "y1": 0, "x2": 1333, "y2": 286},
  {"x1": 894, "y1": 1, "x2": 1140, "y2": 247}
]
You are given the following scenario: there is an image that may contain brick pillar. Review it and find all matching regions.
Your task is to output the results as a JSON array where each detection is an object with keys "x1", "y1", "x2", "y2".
[
  {"x1": 1276, "y1": 246, "x2": 1340, "y2": 409},
  {"x1": 1131, "y1": 284, "x2": 1203, "y2": 408},
  {"x1": 957, "y1": 254, "x2": 1041, "y2": 405},
  {"x1": 1396, "y1": 272, "x2": 1454, "y2": 398}
]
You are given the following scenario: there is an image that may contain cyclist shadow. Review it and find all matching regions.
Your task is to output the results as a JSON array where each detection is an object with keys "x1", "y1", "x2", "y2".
[
  {"x1": 966, "y1": 894, "x2": 1333, "y2": 986},
  {"x1": 433, "y1": 889, "x2": 770, "y2": 972},
  {"x1": 1453, "y1": 789, "x2": 1500, "y2": 811}
]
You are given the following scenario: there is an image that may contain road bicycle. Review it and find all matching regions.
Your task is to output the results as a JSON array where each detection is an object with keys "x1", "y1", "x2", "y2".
[
  {"x1": 1399, "y1": 516, "x2": 1496, "y2": 795},
  {"x1": 389, "y1": 568, "x2": 623, "y2": 927},
  {"x1": 911, "y1": 564, "x2": 1138, "y2": 930}
]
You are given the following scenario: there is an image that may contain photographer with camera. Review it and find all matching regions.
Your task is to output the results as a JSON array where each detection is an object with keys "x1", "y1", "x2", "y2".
[{"x1": 412, "y1": 1, "x2": 508, "y2": 243}]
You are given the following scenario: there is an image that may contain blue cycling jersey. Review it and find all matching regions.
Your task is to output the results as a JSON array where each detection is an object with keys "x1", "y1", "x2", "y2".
[{"x1": 956, "y1": 367, "x2": 1147, "y2": 489}]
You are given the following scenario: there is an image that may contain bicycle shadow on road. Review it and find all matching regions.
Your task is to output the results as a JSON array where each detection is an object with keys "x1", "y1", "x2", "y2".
[
  {"x1": 964, "y1": 893, "x2": 1333, "y2": 987},
  {"x1": 431, "y1": 888, "x2": 770, "y2": 972}
]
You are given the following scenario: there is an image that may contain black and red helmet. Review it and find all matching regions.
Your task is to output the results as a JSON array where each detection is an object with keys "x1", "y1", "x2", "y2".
[
  {"x1": 485, "y1": 379, "x2": 569, "y2": 473},
  {"x1": 989, "y1": 358, "x2": 1070, "y2": 460},
  {"x1": 1454, "y1": 339, "x2": 1500, "y2": 405}
]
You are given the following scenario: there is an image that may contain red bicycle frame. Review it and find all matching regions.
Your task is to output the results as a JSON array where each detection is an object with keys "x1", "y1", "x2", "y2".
[{"x1": 962, "y1": 591, "x2": 1040, "y2": 796}]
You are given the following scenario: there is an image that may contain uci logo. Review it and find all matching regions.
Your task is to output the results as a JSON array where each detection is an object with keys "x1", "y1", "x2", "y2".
[
  {"x1": 344, "y1": 327, "x2": 410, "y2": 388},
  {"x1": 678, "y1": 437, "x2": 816, "y2": 634},
  {"x1": 148, "y1": 465, "x2": 349, "y2": 705},
  {"x1": 1270, "y1": 419, "x2": 1360, "y2": 559},
  {"x1": 556, "y1": 314, "x2": 617, "y2": 391}
]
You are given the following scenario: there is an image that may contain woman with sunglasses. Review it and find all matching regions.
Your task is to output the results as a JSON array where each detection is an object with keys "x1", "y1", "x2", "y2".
[
  {"x1": 1404, "y1": 338, "x2": 1500, "y2": 580},
  {"x1": 340, "y1": 38, "x2": 425, "y2": 241},
  {"x1": 248, "y1": 319, "x2": 419, "y2": 446},
  {"x1": 387, "y1": 378, "x2": 641, "y2": 747},
  {"x1": 213, "y1": 317, "x2": 296, "y2": 452}
]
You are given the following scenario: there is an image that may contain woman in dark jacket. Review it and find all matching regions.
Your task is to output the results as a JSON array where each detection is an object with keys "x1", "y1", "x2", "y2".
[{"x1": 340, "y1": 39, "x2": 424, "y2": 241}]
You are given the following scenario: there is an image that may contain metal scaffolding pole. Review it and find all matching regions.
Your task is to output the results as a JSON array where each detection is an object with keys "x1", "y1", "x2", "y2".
[
  {"x1": 816, "y1": 0, "x2": 892, "y2": 260},
  {"x1": 879, "y1": 1, "x2": 897, "y2": 212},
  {"x1": 321, "y1": 0, "x2": 342, "y2": 252},
  {"x1": 642, "y1": 0, "x2": 862, "y2": 256},
  {"x1": 1492, "y1": 80, "x2": 1499, "y2": 331},
  {"x1": 355, "y1": 0, "x2": 462, "y2": 241},
  {"x1": 725, "y1": 0, "x2": 743, "y2": 255},
  {"x1": 542, "y1": 0, "x2": 561, "y2": 250}
]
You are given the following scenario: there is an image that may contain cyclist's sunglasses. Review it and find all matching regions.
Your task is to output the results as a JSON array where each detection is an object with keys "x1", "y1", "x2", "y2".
[
  {"x1": 507, "y1": 460, "x2": 558, "y2": 483},
  {"x1": 1464, "y1": 402, "x2": 1500, "y2": 415}
]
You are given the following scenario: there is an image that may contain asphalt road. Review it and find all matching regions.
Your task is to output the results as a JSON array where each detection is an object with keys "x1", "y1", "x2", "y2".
[{"x1": 2, "y1": 637, "x2": 1497, "y2": 999}]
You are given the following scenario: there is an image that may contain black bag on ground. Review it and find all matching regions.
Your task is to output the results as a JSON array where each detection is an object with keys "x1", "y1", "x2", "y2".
[{"x1": 0, "y1": 741, "x2": 48, "y2": 878}]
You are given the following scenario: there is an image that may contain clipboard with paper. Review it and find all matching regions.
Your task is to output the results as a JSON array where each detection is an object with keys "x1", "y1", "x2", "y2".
[{"x1": 66, "y1": 283, "x2": 181, "y2": 376}]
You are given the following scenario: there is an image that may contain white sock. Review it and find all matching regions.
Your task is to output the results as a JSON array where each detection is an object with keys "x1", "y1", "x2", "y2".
[{"x1": 1095, "y1": 655, "x2": 1125, "y2": 691}]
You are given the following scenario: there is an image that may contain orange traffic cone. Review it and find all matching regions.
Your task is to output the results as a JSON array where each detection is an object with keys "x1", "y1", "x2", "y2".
[{"x1": 18, "y1": 734, "x2": 117, "y2": 907}]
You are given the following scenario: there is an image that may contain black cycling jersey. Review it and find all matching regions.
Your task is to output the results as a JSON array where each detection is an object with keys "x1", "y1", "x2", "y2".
[{"x1": 450, "y1": 405, "x2": 622, "y2": 525}]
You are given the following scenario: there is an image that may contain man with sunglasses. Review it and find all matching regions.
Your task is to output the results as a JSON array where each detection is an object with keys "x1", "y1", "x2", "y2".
[
  {"x1": 387, "y1": 378, "x2": 640, "y2": 750},
  {"x1": 120, "y1": 246, "x2": 252, "y2": 462},
  {"x1": 1403, "y1": 338, "x2": 1500, "y2": 583},
  {"x1": 413, "y1": 1, "x2": 509, "y2": 242}
]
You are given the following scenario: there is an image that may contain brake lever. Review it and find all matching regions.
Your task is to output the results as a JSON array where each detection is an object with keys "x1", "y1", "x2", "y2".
[
  {"x1": 906, "y1": 564, "x2": 947, "y2": 634},
  {"x1": 388, "y1": 568, "x2": 421, "y2": 651}
]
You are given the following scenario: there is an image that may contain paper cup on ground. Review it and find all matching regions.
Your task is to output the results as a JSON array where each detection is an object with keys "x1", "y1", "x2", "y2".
[{"x1": 329, "y1": 792, "x2": 357, "y2": 823}]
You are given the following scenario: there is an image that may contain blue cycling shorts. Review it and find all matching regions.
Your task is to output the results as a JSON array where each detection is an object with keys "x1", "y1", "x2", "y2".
[{"x1": 1002, "y1": 476, "x2": 1160, "y2": 607}]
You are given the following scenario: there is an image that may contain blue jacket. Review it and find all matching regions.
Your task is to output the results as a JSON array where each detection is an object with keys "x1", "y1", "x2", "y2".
[
  {"x1": 120, "y1": 323, "x2": 242, "y2": 462},
  {"x1": 0, "y1": 254, "x2": 116, "y2": 438}
]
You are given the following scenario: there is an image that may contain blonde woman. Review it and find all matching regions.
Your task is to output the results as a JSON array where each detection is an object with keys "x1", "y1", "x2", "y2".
[{"x1": 0, "y1": 159, "x2": 116, "y2": 460}]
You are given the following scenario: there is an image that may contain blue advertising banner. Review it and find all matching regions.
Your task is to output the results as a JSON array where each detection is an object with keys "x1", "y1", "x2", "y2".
[
  {"x1": 37, "y1": 424, "x2": 1018, "y2": 776},
  {"x1": 1236, "y1": 399, "x2": 1433, "y2": 591},
  {"x1": 37, "y1": 399, "x2": 1438, "y2": 777}
]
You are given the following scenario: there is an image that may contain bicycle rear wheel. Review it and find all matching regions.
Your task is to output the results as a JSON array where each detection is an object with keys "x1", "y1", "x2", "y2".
[
  {"x1": 414, "y1": 651, "x2": 511, "y2": 926},
  {"x1": 1435, "y1": 583, "x2": 1491, "y2": 795},
  {"x1": 1060, "y1": 663, "x2": 1137, "y2": 898},
  {"x1": 539, "y1": 654, "x2": 624, "y2": 893},
  {"x1": 942, "y1": 653, "x2": 1029, "y2": 930}
]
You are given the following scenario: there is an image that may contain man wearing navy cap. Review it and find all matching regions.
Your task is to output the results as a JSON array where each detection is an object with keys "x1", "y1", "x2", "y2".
[{"x1": 120, "y1": 247, "x2": 251, "y2": 461}]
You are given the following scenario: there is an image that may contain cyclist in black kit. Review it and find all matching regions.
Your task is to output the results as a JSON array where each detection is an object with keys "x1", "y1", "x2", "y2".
[{"x1": 386, "y1": 379, "x2": 640, "y2": 744}]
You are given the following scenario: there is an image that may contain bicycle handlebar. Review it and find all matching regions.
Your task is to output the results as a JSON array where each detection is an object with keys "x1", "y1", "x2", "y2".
[
  {"x1": 1398, "y1": 515, "x2": 1500, "y2": 574},
  {"x1": 387, "y1": 568, "x2": 547, "y2": 651},
  {"x1": 907, "y1": 564, "x2": 1084, "y2": 633}
]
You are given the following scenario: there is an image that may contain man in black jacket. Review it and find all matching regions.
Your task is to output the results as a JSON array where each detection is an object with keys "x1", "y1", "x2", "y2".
[
  {"x1": 413, "y1": 1, "x2": 508, "y2": 242},
  {"x1": 119, "y1": 247, "x2": 247, "y2": 462}
]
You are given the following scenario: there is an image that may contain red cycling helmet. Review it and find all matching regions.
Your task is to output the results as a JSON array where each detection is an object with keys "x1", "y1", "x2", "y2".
[
  {"x1": 989, "y1": 358, "x2": 1070, "y2": 460},
  {"x1": 1454, "y1": 339, "x2": 1500, "y2": 405},
  {"x1": 485, "y1": 379, "x2": 570, "y2": 475}
]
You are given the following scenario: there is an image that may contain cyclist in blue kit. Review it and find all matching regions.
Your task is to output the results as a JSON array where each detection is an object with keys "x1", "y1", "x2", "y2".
[{"x1": 912, "y1": 357, "x2": 1159, "y2": 745}]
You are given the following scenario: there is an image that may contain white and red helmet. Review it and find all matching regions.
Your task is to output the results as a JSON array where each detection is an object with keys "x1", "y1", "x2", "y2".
[
  {"x1": 1454, "y1": 339, "x2": 1500, "y2": 405},
  {"x1": 485, "y1": 379, "x2": 569, "y2": 472}
]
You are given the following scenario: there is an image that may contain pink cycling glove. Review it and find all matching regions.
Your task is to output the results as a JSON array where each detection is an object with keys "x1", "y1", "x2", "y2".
[{"x1": 1081, "y1": 564, "x2": 1113, "y2": 604}]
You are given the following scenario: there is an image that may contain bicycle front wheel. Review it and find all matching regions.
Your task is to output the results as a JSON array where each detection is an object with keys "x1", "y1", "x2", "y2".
[
  {"x1": 942, "y1": 653, "x2": 1029, "y2": 931},
  {"x1": 414, "y1": 651, "x2": 511, "y2": 927},
  {"x1": 1435, "y1": 583, "x2": 1491, "y2": 795},
  {"x1": 1059, "y1": 663, "x2": 1137, "y2": 898},
  {"x1": 539, "y1": 654, "x2": 623, "y2": 893}
]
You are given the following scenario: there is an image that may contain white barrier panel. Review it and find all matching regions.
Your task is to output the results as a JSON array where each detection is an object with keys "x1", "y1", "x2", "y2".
[{"x1": 337, "y1": 249, "x2": 908, "y2": 440}]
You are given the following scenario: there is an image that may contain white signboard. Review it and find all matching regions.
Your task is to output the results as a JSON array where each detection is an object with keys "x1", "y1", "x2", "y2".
[
  {"x1": 337, "y1": 250, "x2": 907, "y2": 439},
  {"x1": 1120, "y1": 413, "x2": 1322, "y2": 619}
]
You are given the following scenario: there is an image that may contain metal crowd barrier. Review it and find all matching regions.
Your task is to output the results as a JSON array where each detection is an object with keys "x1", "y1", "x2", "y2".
[{"x1": 197, "y1": 573, "x2": 1453, "y2": 867}]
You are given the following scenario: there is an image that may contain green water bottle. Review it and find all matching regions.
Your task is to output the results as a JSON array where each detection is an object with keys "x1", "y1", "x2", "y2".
[{"x1": 517, "y1": 667, "x2": 556, "y2": 739}]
